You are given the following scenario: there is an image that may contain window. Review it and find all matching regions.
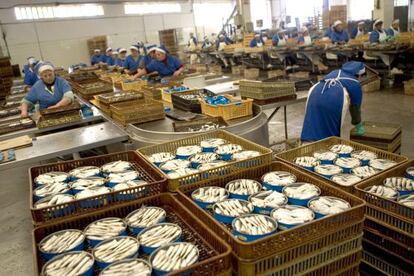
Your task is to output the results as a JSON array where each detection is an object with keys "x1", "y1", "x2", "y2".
[
  {"x1": 193, "y1": 2, "x2": 233, "y2": 30},
  {"x1": 14, "y1": 4, "x2": 104, "y2": 20},
  {"x1": 349, "y1": 0, "x2": 373, "y2": 20},
  {"x1": 394, "y1": 0, "x2": 409, "y2": 6},
  {"x1": 286, "y1": 0, "x2": 322, "y2": 27},
  {"x1": 124, "y1": 2, "x2": 181, "y2": 15}
]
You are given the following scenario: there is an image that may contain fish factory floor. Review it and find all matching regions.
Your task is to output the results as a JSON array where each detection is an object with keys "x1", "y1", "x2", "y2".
[{"x1": 0, "y1": 88, "x2": 413, "y2": 275}]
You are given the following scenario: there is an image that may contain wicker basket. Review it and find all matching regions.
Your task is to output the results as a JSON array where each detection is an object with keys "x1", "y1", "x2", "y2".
[
  {"x1": 276, "y1": 136, "x2": 408, "y2": 194},
  {"x1": 362, "y1": 78, "x2": 381, "y2": 93},
  {"x1": 209, "y1": 64, "x2": 222, "y2": 74},
  {"x1": 244, "y1": 68, "x2": 260, "y2": 80},
  {"x1": 403, "y1": 80, "x2": 414, "y2": 95},
  {"x1": 175, "y1": 161, "x2": 365, "y2": 274},
  {"x1": 110, "y1": 98, "x2": 165, "y2": 126},
  {"x1": 267, "y1": 69, "x2": 285, "y2": 79},
  {"x1": 239, "y1": 79, "x2": 296, "y2": 100},
  {"x1": 121, "y1": 79, "x2": 146, "y2": 91},
  {"x1": 200, "y1": 95, "x2": 253, "y2": 121},
  {"x1": 32, "y1": 193, "x2": 232, "y2": 275},
  {"x1": 137, "y1": 129, "x2": 272, "y2": 191}
]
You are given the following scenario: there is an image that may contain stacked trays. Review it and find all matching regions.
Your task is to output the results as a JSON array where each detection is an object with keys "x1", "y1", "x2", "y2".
[
  {"x1": 176, "y1": 162, "x2": 365, "y2": 275},
  {"x1": 238, "y1": 79, "x2": 296, "y2": 105},
  {"x1": 110, "y1": 98, "x2": 165, "y2": 126},
  {"x1": 276, "y1": 136, "x2": 408, "y2": 194},
  {"x1": 355, "y1": 160, "x2": 414, "y2": 273},
  {"x1": 199, "y1": 95, "x2": 253, "y2": 121},
  {"x1": 171, "y1": 88, "x2": 215, "y2": 113},
  {"x1": 29, "y1": 151, "x2": 166, "y2": 225},
  {"x1": 138, "y1": 130, "x2": 272, "y2": 191},
  {"x1": 32, "y1": 193, "x2": 232, "y2": 276}
]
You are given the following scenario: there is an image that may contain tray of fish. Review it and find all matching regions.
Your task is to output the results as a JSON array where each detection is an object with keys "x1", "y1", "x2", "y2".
[
  {"x1": 191, "y1": 186, "x2": 229, "y2": 209},
  {"x1": 41, "y1": 251, "x2": 94, "y2": 276},
  {"x1": 99, "y1": 258, "x2": 152, "y2": 276},
  {"x1": 314, "y1": 164, "x2": 343, "y2": 178},
  {"x1": 125, "y1": 207, "x2": 166, "y2": 234},
  {"x1": 383, "y1": 177, "x2": 414, "y2": 196},
  {"x1": 232, "y1": 214, "x2": 278, "y2": 241},
  {"x1": 308, "y1": 196, "x2": 351, "y2": 218},
  {"x1": 29, "y1": 151, "x2": 166, "y2": 225},
  {"x1": 175, "y1": 161, "x2": 365, "y2": 261},
  {"x1": 189, "y1": 153, "x2": 219, "y2": 168},
  {"x1": 276, "y1": 137, "x2": 407, "y2": 193},
  {"x1": 33, "y1": 193, "x2": 232, "y2": 276},
  {"x1": 225, "y1": 179, "x2": 261, "y2": 200},
  {"x1": 138, "y1": 130, "x2": 272, "y2": 191},
  {"x1": 261, "y1": 171, "x2": 297, "y2": 192}
]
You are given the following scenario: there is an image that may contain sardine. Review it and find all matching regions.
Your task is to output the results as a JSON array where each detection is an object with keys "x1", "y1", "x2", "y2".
[
  {"x1": 125, "y1": 207, "x2": 166, "y2": 228},
  {"x1": 101, "y1": 161, "x2": 132, "y2": 174},
  {"x1": 35, "y1": 194, "x2": 74, "y2": 209},
  {"x1": 313, "y1": 150, "x2": 337, "y2": 161},
  {"x1": 351, "y1": 150, "x2": 377, "y2": 161},
  {"x1": 151, "y1": 242, "x2": 198, "y2": 272},
  {"x1": 331, "y1": 174, "x2": 362, "y2": 186},
  {"x1": 383, "y1": 177, "x2": 413, "y2": 191},
  {"x1": 271, "y1": 205, "x2": 314, "y2": 225},
  {"x1": 214, "y1": 199, "x2": 254, "y2": 217},
  {"x1": 283, "y1": 183, "x2": 320, "y2": 200},
  {"x1": 197, "y1": 161, "x2": 227, "y2": 171},
  {"x1": 352, "y1": 166, "x2": 378, "y2": 178},
  {"x1": 192, "y1": 186, "x2": 228, "y2": 203},
  {"x1": 189, "y1": 153, "x2": 219, "y2": 163},
  {"x1": 215, "y1": 144, "x2": 243, "y2": 155},
  {"x1": 35, "y1": 172, "x2": 69, "y2": 186},
  {"x1": 334, "y1": 157, "x2": 360, "y2": 169},
  {"x1": 75, "y1": 186, "x2": 111, "y2": 200},
  {"x1": 34, "y1": 182, "x2": 70, "y2": 198},
  {"x1": 369, "y1": 159, "x2": 397, "y2": 171},
  {"x1": 167, "y1": 168, "x2": 198, "y2": 179},
  {"x1": 294, "y1": 156, "x2": 319, "y2": 167},
  {"x1": 314, "y1": 164, "x2": 342, "y2": 176},
  {"x1": 84, "y1": 218, "x2": 126, "y2": 241},
  {"x1": 176, "y1": 145, "x2": 202, "y2": 156},
  {"x1": 107, "y1": 171, "x2": 140, "y2": 183},
  {"x1": 40, "y1": 230, "x2": 84, "y2": 254},
  {"x1": 148, "y1": 152, "x2": 175, "y2": 164},
  {"x1": 69, "y1": 166, "x2": 100, "y2": 179},
  {"x1": 113, "y1": 180, "x2": 148, "y2": 192},
  {"x1": 226, "y1": 179, "x2": 261, "y2": 196},
  {"x1": 232, "y1": 150, "x2": 261, "y2": 161},
  {"x1": 138, "y1": 223, "x2": 181, "y2": 247},
  {"x1": 309, "y1": 196, "x2": 351, "y2": 215},
  {"x1": 250, "y1": 190, "x2": 287, "y2": 208},
  {"x1": 398, "y1": 194, "x2": 414, "y2": 208},
  {"x1": 43, "y1": 251, "x2": 94, "y2": 276},
  {"x1": 160, "y1": 160, "x2": 190, "y2": 171},
  {"x1": 366, "y1": 185, "x2": 398, "y2": 199},
  {"x1": 70, "y1": 177, "x2": 105, "y2": 191},
  {"x1": 200, "y1": 138, "x2": 227, "y2": 148},
  {"x1": 233, "y1": 214, "x2": 277, "y2": 235},
  {"x1": 262, "y1": 171, "x2": 297, "y2": 186},
  {"x1": 329, "y1": 144, "x2": 354, "y2": 154},
  {"x1": 100, "y1": 258, "x2": 151, "y2": 276},
  {"x1": 94, "y1": 237, "x2": 139, "y2": 263},
  {"x1": 406, "y1": 167, "x2": 414, "y2": 178}
]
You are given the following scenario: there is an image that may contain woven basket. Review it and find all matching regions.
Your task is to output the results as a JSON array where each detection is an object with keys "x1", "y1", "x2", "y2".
[
  {"x1": 244, "y1": 68, "x2": 260, "y2": 80},
  {"x1": 403, "y1": 80, "x2": 414, "y2": 95}
]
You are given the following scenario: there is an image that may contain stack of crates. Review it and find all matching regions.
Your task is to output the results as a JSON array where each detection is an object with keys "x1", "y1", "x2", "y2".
[
  {"x1": 0, "y1": 57, "x2": 14, "y2": 100},
  {"x1": 86, "y1": 36, "x2": 107, "y2": 56}
]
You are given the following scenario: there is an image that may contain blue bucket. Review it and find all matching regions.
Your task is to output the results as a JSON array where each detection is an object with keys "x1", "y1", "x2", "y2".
[
  {"x1": 338, "y1": 153, "x2": 351, "y2": 158},
  {"x1": 282, "y1": 184, "x2": 321, "y2": 206},
  {"x1": 100, "y1": 259, "x2": 152, "y2": 276},
  {"x1": 176, "y1": 154, "x2": 191, "y2": 160},
  {"x1": 213, "y1": 199, "x2": 253, "y2": 224},
  {"x1": 41, "y1": 251, "x2": 94, "y2": 276},
  {"x1": 271, "y1": 206, "x2": 315, "y2": 230},
  {"x1": 137, "y1": 223, "x2": 182, "y2": 254},
  {"x1": 202, "y1": 146, "x2": 217, "y2": 153},
  {"x1": 262, "y1": 182, "x2": 284, "y2": 192},
  {"x1": 39, "y1": 230, "x2": 85, "y2": 261},
  {"x1": 226, "y1": 180, "x2": 262, "y2": 201},
  {"x1": 218, "y1": 153, "x2": 233, "y2": 161},
  {"x1": 191, "y1": 187, "x2": 229, "y2": 209},
  {"x1": 232, "y1": 215, "x2": 278, "y2": 242},
  {"x1": 398, "y1": 190, "x2": 414, "y2": 196},
  {"x1": 125, "y1": 207, "x2": 166, "y2": 234},
  {"x1": 320, "y1": 159, "x2": 335, "y2": 165},
  {"x1": 94, "y1": 237, "x2": 139, "y2": 269}
]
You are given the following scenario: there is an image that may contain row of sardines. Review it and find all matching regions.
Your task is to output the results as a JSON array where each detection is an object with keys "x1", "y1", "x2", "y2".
[
  {"x1": 146, "y1": 138, "x2": 260, "y2": 178},
  {"x1": 192, "y1": 170, "x2": 351, "y2": 241},
  {"x1": 33, "y1": 161, "x2": 148, "y2": 209},
  {"x1": 38, "y1": 206, "x2": 199, "y2": 276}
]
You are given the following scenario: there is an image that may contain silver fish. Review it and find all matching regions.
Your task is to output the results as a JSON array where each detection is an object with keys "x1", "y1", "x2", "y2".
[
  {"x1": 271, "y1": 205, "x2": 314, "y2": 225},
  {"x1": 331, "y1": 174, "x2": 362, "y2": 187},
  {"x1": 250, "y1": 190, "x2": 287, "y2": 208},
  {"x1": 313, "y1": 150, "x2": 337, "y2": 161},
  {"x1": 215, "y1": 144, "x2": 243, "y2": 155},
  {"x1": 138, "y1": 223, "x2": 181, "y2": 248},
  {"x1": 283, "y1": 183, "x2": 320, "y2": 200},
  {"x1": 352, "y1": 166, "x2": 378, "y2": 178},
  {"x1": 192, "y1": 186, "x2": 228, "y2": 203},
  {"x1": 334, "y1": 157, "x2": 360, "y2": 169},
  {"x1": 294, "y1": 156, "x2": 319, "y2": 167},
  {"x1": 151, "y1": 242, "x2": 199, "y2": 272},
  {"x1": 148, "y1": 152, "x2": 175, "y2": 164},
  {"x1": 232, "y1": 150, "x2": 261, "y2": 161},
  {"x1": 369, "y1": 159, "x2": 397, "y2": 171},
  {"x1": 40, "y1": 230, "x2": 84, "y2": 254},
  {"x1": 226, "y1": 179, "x2": 261, "y2": 196},
  {"x1": 70, "y1": 177, "x2": 105, "y2": 191},
  {"x1": 75, "y1": 186, "x2": 111, "y2": 200},
  {"x1": 314, "y1": 165, "x2": 342, "y2": 176},
  {"x1": 84, "y1": 218, "x2": 126, "y2": 241},
  {"x1": 125, "y1": 207, "x2": 166, "y2": 228},
  {"x1": 101, "y1": 161, "x2": 132, "y2": 174},
  {"x1": 42, "y1": 251, "x2": 94, "y2": 276},
  {"x1": 94, "y1": 237, "x2": 139, "y2": 264},
  {"x1": 366, "y1": 185, "x2": 398, "y2": 199},
  {"x1": 406, "y1": 167, "x2": 414, "y2": 178},
  {"x1": 100, "y1": 258, "x2": 152, "y2": 276},
  {"x1": 34, "y1": 182, "x2": 70, "y2": 198},
  {"x1": 398, "y1": 194, "x2": 414, "y2": 208},
  {"x1": 383, "y1": 177, "x2": 413, "y2": 191},
  {"x1": 262, "y1": 171, "x2": 297, "y2": 186},
  {"x1": 35, "y1": 194, "x2": 74, "y2": 209},
  {"x1": 233, "y1": 214, "x2": 277, "y2": 235},
  {"x1": 190, "y1": 153, "x2": 219, "y2": 163},
  {"x1": 69, "y1": 166, "x2": 100, "y2": 179},
  {"x1": 35, "y1": 172, "x2": 69, "y2": 186},
  {"x1": 197, "y1": 161, "x2": 227, "y2": 171},
  {"x1": 176, "y1": 145, "x2": 202, "y2": 156},
  {"x1": 329, "y1": 144, "x2": 353, "y2": 154},
  {"x1": 213, "y1": 199, "x2": 254, "y2": 217},
  {"x1": 107, "y1": 171, "x2": 140, "y2": 183},
  {"x1": 308, "y1": 196, "x2": 351, "y2": 215},
  {"x1": 113, "y1": 180, "x2": 148, "y2": 192},
  {"x1": 160, "y1": 159, "x2": 190, "y2": 171},
  {"x1": 167, "y1": 168, "x2": 198, "y2": 179},
  {"x1": 200, "y1": 138, "x2": 227, "y2": 148},
  {"x1": 351, "y1": 150, "x2": 377, "y2": 161}
]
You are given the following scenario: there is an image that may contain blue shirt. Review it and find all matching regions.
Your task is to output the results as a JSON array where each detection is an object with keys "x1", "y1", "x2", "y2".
[
  {"x1": 387, "y1": 28, "x2": 399, "y2": 37},
  {"x1": 123, "y1": 55, "x2": 142, "y2": 72},
  {"x1": 103, "y1": 55, "x2": 114, "y2": 65},
  {"x1": 249, "y1": 37, "x2": 265, "y2": 47},
  {"x1": 113, "y1": 58, "x2": 123, "y2": 66},
  {"x1": 369, "y1": 30, "x2": 385, "y2": 43},
  {"x1": 330, "y1": 30, "x2": 349, "y2": 43},
  {"x1": 91, "y1": 54, "x2": 104, "y2": 65},
  {"x1": 324, "y1": 27, "x2": 332, "y2": 38},
  {"x1": 23, "y1": 76, "x2": 73, "y2": 110},
  {"x1": 350, "y1": 27, "x2": 363, "y2": 39},
  {"x1": 139, "y1": 55, "x2": 153, "y2": 69},
  {"x1": 301, "y1": 70, "x2": 362, "y2": 142},
  {"x1": 271, "y1": 34, "x2": 286, "y2": 46},
  {"x1": 23, "y1": 68, "x2": 39, "y2": 86},
  {"x1": 146, "y1": 55, "x2": 183, "y2": 77}
]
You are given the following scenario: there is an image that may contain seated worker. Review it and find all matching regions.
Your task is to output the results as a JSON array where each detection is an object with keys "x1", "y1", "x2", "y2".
[
  {"x1": 301, "y1": 61, "x2": 365, "y2": 142},
  {"x1": 103, "y1": 47, "x2": 114, "y2": 65},
  {"x1": 351, "y1": 21, "x2": 366, "y2": 39},
  {"x1": 387, "y1": 19, "x2": 400, "y2": 38},
  {"x1": 23, "y1": 56, "x2": 39, "y2": 86},
  {"x1": 21, "y1": 62, "x2": 74, "y2": 117},
  {"x1": 202, "y1": 36, "x2": 212, "y2": 49},
  {"x1": 118, "y1": 48, "x2": 127, "y2": 64},
  {"x1": 369, "y1": 19, "x2": 387, "y2": 44},
  {"x1": 138, "y1": 45, "x2": 157, "y2": 70},
  {"x1": 90, "y1": 49, "x2": 104, "y2": 65},
  {"x1": 323, "y1": 24, "x2": 333, "y2": 38},
  {"x1": 112, "y1": 50, "x2": 123, "y2": 67},
  {"x1": 330, "y1": 20, "x2": 349, "y2": 44},
  {"x1": 272, "y1": 29, "x2": 288, "y2": 46},
  {"x1": 297, "y1": 27, "x2": 312, "y2": 46},
  {"x1": 250, "y1": 33, "x2": 265, "y2": 47},
  {"x1": 134, "y1": 47, "x2": 184, "y2": 78},
  {"x1": 123, "y1": 45, "x2": 142, "y2": 75}
]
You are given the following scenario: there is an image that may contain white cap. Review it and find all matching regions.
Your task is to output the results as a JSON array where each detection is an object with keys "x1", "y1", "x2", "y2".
[
  {"x1": 94, "y1": 49, "x2": 100, "y2": 53},
  {"x1": 38, "y1": 64, "x2": 54, "y2": 74},
  {"x1": 358, "y1": 67, "x2": 366, "y2": 75},
  {"x1": 112, "y1": 51, "x2": 118, "y2": 55},
  {"x1": 129, "y1": 45, "x2": 139, "y2": 51},
  {"x1": 358, "y1": 21, "x2": 365, "y2": 25},
  {"x1": 119, "y1": 48, "x2": 127, "y2": 53},
  {"x1": 333, "y1": 20, "x2": 343, "y2": 27},
  {"x1": 148, "y1": 47, "x2": 157, "y2": 53},
  {"x1": 28, "y1": 57, "x2": 36, "y2": 65},
  {"x1": 393, "y1": 19, "x2": 400, "y2": 24},
  {"x1": 106, "y1": 47, "x2": 112, "y2": 53},
  {"x1": 154, "y1": 47, "x2": 166, "y2": 54},
  {"x1": 373, "y1": 19, "x2": 383, "y2": 28}
]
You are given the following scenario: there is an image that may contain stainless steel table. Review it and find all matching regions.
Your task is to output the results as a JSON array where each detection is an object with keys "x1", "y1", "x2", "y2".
[
  {"x1": 0, "y1": 122, "x2": 128, "y2": 171},
  {"x1": 204, "y1": 81, "x2": 238, "y2": 95},
  {"x1": 260, "y1": 91, "x2": 308, "y2": 141}
]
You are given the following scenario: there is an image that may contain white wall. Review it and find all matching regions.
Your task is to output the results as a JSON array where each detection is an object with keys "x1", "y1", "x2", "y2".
[{"x1": 0, "y1": 2, "x2": 200, "y2": 68}]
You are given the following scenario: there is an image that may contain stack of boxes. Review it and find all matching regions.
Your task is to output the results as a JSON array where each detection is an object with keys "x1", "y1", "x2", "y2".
[
  {"x1": 86, "y1": 36, "x2": 108, "y2": 57},
  {"x1": 0, "y1": 57, "x2": 14, "y2": 101}
]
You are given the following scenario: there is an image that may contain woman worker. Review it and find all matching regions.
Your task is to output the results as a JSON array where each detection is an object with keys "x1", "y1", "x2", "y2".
[
  {"x1": 134, "y1": 47, "x2": 184, "y2": 78},
  {"x1": 21, "y1": 62, "x2": 74, "y2": 117},
  {"x1": 369, "y1": 19, "x2": 387, "y2": 44},
  {"x1": 23, "y1": 56, "x2": 40, "y2": 86},
  {"x1": 123, "y1": 45, "x2": 142, "y2": 75},
  {"x1": 300, "y1": 61, "x2": 365, "y2": 142},
  {"x1": 138, "y1": 45, "x2": 157, "y2": 70}
]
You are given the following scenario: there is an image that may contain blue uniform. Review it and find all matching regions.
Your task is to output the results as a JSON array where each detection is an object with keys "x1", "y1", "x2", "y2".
[
  {"x1": 350, "y1": 27, "x2": 364, "y2": 39},
  {"x1": 91, "y1": 54, "x2": 104, "y2": 65},
  {"x1": 387, "y1": 28, "x2": 399, "y2": 37},
  {"x1": 324, "y1": 27, "x2": 332, "y2": 38},
  {"x1": 146, "y1": 55, "x2": 183, "y2": 77},
  {"x1": 103, "y1": 55, "x2": 114, "y2": 65},
  {"x1": 249, "y1": 37, "x2": 265, "y2": 47},
  {"x1": 271, "y1": 34, "x2": 286, "y2": 46},
  {"x1": 330, "y1": 30, "x2": 349, "y2": 43},
  {"x1": 301, "y1": 63, "x2": 363, "y2": 142},
  {"x1": 123, "y1": 55, "x2": 142, "y2": 72},
  {"x1": 23, "y1": 76, "x2": 74, "y2": 110},
  {"x1": 139, "y1": 55, "x2": 153, "y2": 69},
  {"x1": 369, "y1": 30, "x2": 385, "y2": 43},
  {"x1": 23, "y1": 68, "x2": 39, "y2": 86},
  {"x1": 113, "y1": 58, "x2": 123, "y2": 66}
]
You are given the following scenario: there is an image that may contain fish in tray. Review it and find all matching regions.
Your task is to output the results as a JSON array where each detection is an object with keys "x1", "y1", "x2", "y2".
[
  {"x1": 70, "y1": 177, "x2": 106, "y2": 192},
  {"x1": 189, "y1": 153, "x2": 219, "y2": 164},
  {"x1": 84, "y1": 218, "x2": 127, "y2": 243},
  {"x1": 34, "y1": 194, "x2": 75, "y2": 209},
  {"x1": 351, "y1": 150, "x2": 377, "y2": 163},
  {"x1": 232, "y1": 150, "x2": 261, "y2": 161},
  {"x1": 406, "y1": 167, "x2": 414, "y2": 180},
  {"x1": 308, "y1": 196, "x2": 351, "y2": 216},
  {"x1": 147, "y1": 152, "x2": 175, "y2": 165},
  {"x1": 35, "y1": 172, "x2": 69, "y2": 186},
  {"x1": 261, "y1": 171, "x2": 297, "y2": 190},
  {"x1": 150, "y1": 242, "x2": 199, "y2": 274},
  {"x1": 101, "y1": 161, "x2": 133, "y2": 175},
  {"x1": 192, "y1": 186, "x2": 229, "y2": 205},
  {"x1": 74, "y1": 186, "x2": 111, "y2": 199},
  {"x1": 314, "y1": 164, "x2": 342, "y2": 177},
  {"x1": 125, "y1": 207, "x2": 166, "y2": 230},
  {"x1": 398, "y1": 194, "x2": 414, "y2": 208},
  {"x1": 33, "y1": 182, "x2": 70, "y2": 199},
  {"x1": 383, "y1": 177, "x2": 414, "y2": 192},
  {"x1": 138, "y1": 223, "x2": 182, "y2": 249},
  {"x1": 271, "y1": 205, "x2": 314, "y2": 227},
  {"x1": 369, "y1": 159, "x2": 398, "y2": 171},
  {"x1": 294, "y1": 156, "x2": 319, "y2": 168},
  {"x1": 213, "y1": 199, "x2": 254, "y2": 217},
  {"x1": 313, "y1": 150, "x2": 337, "y2": 163},
  {"x1": 197, "y1": 160, "x2": 227, "y2": 171},
  {"x1": 331, "y1": 174, "x2": 362, "y2": 186},
  {"x1": 200, "y1": 138, "x2": 227, "y2": 150},
  {"x1": 106, "y1": 171, "x2": 140, "y2": 184},
  {"x1": 69, "y1": 166, "x2": 100, "y2": 179},
  {"x1": 39, "y1": 230, "x2": 84, "y2": 255},
  {"x1": 226, "y1": 179, "x2": 262, "y2": 198},
  {"x1": 334, "y1": 157, "x2": 360, "y2": 172},
  {"x1": 283, "y1": 183, "x2": 321, "y2": 200},
  {"x1": 352, "y1": 166, "x2": 378, "y2": 179},
  {"x1": 93, "y1": 236, "x2": 139, "y2": 266},
  {"x1": 42, "y1": 251, "x2": 94, "y2": 276},
  {"x1": 176, "y1": 145, "x2": 202, "y2": 158},
  {"x1": 112, "y1": 180, "x2": 148, "y2": 191},
  {"x1": 365, "y1": 185, "x2": 399, "y2": 200},
  {"x1": 160, "y1": 159, "x2": 191, "y2": 172},
  {"x1": 215, "y1": 144, "x2": 243, "y2": 155},
  {"x1": 249, "y1": 190, "x2": 287, "y2": 209},
  {"x1": 168, "y1": 168, "x2": 199, "y2": 179},
  {"x1": 329, "y1": 144, "x2": 354, "y2": 156},
  {"x1": 100, "y1": 258, "x2": 152, "y2": 276},
  {"x1": 233, "y1": 214, "x2": 277, "y2": 236}
]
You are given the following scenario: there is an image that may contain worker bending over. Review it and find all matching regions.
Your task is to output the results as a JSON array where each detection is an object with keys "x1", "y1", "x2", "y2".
[
  {"x1": 301, "y1": 61, "x2": 365, "y2": 142},
  {"x1": 134, "y1": 47, "x2": 184, "y2": 78}
]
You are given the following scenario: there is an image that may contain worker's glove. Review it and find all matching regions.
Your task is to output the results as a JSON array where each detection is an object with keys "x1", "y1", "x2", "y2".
[{"x1": 355, "y1": 122, "x2": 365, "y2": 136}]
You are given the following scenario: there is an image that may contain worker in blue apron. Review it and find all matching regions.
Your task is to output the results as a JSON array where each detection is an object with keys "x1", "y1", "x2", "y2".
[
  {"x1": 387, "y1": 19, "x2": 400, "y2": 38},
  {"x1": 138, "y1": 45, "x2": 157, "y2": 70},
  {"x1": 123, "y1": 45, "x2": 142, "y2": 75},
  {"x1": 23, "y1": 57, "x2": 39, "y2": 86},
  {"x1": 112, "y1": 50, "x2": 123, "y2": 67},
  {"x1": 301, "y1": 61, "x2": 366, "y2": 142},
  {"x1": 351, "y1": 21, "x2": 366, "y2": 39},
  {"x1": 21, "y1": 62, "x2": 74, "y2": 117},
  {"x1": 90, "y1": 49, "x2": 104, "y2": 65},
  {"x1": 135, "y1": 47, "x2": 184, "y2": 78}
]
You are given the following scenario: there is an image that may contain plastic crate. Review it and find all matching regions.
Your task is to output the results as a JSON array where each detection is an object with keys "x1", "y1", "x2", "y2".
[
  {"x1": 200, "y1": 95, "x2": 253, "y2": 121},
  {"x1": 276, "y1": 136, "x2": 408, "y2": 194},
  {"x1": 110, "y1": 98, "x2": 165, "y2": 126},
  {"x1": 239, "y1": 79, "x2": 296, "y2": 100},
  {"x1": 29, "y1": 151, "x2": 167, "y2": 225},
  {"x1": 355, "y1": 160, "x2": 414, "y2": 238},
  {"x1": 244, "y1": 68, "x2": 260, "y2": 80},
  {"x1": 175, "y1": 161, "x2": 365, "y2": 262},
  {"x1": 364, "y1": 218, "x2": 414, "y2": 248},
  {"x1": 161, "y1": 87, "x2": 197, "y2": 103},
  {"x1": 171, "y1": 89, "x2": 214, "y2": 113},
  {"x1": 121, "y1": 80, "x2": 145, "y2": 91},
  {"x1": 137, "y1": 129, "x2": 272, "y2": 191},
  {"x1": 32, "y1": 193, "x2": 232, "y2": 276}
]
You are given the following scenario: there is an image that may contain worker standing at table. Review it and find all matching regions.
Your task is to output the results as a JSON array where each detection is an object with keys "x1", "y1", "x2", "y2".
[
  {"x1": 351, "y1": 21, "x2": 366, "y2": 39},
  {"x1": 202, "y1": 36, "x2": 212, "y2": 49},
  {"x1": 138, "y1": 45, "x2": 156, "y2": 70},
  {"x1": 23, "y1": 57, "x2": 39, "y2": 86},
  {"x1": 103, "y1": 47, "x2": 114, "y2": 65},
  {"x1": 387, "y1": 19, "x2": 400, "y2": 38},
  {"x1": 21, "y1": 62, "x2": 74, "y2": 117},
  {"x1": 118, "y1": 48, "x2": 127, "y2": 64},
  {"x1": 123, "y1": 45, "x2": 142, "y2": 75},
  {"x1": 272, "y1": 29, "x2": 298, "y2": 70},
  {"x1": 216, "y1": 34, "x2": 235, "y2": 67},
  {"x1": 112, "y1": 50, "x2": 123, "y2": 67},
  {"x1": 134, "y1": 47, "x2": 184, "y2": 78},
  {"x1": 90, "y1": 49, "x2": 104, "y2": 65},
  {"x1": 369, "y1": 19, "x2": 387, "y2": 43},
  {"x1": 330, "y1": 21, "x2": 349, "y2": 44},
  {"x1": 297, "y1": 27, "x2": 312, "y2": 46},
  {"x1": 250, "y1": 33, "x2": 265, "y2": 47},
  {"x1": 301, "y1": 61, "x2": 365, "y2": 142}
]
